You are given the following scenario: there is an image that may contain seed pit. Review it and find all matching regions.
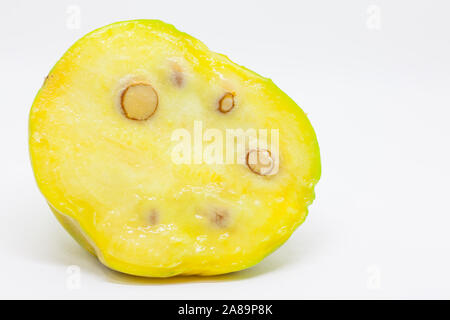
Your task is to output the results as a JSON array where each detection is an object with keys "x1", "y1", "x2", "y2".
[
  {"x1": 172, "y1": 71, "x2": 184, "y2": 87},
  {"x1": 120, "y1": 83, "x2": 158, "y2": 120},
  {"x1": 148, "y1": 209, "x2": 159, "y2": 225},
  {"x1": 170, "y1": 63, "x2": 184, "y2": 87},
  {"x1": 246, "y1": 149, "x2": 275, "y2": 176},
  {"x1": 218, "y1": 92, "x2": 235, "y2": 113},
  {"x1": 211, "y1": 208, "x2": 230, "y2": 228}
]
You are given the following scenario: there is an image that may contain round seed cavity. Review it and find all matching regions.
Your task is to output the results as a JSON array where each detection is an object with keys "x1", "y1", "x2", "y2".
[
  {"x1": 120, "y1": 83, "x2": 158, "y2": 120},
  {"x1": 218, "y1": 92, "x2": 235, "y2": 113},
  {"x1": 246, "y1": 149, "x2": 275, "y2": 176}
]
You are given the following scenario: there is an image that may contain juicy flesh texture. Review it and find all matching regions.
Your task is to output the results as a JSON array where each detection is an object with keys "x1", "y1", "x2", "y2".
[{"x1": 29, "y1": 20, "x2": 321, "y2": 277}]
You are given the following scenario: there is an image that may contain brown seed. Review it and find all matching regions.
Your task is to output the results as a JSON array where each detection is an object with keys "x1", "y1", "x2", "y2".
[
  {"x1": 218, "y1": 92, "x2": 235, "y2": 113},
  {"x1": 211, "y1": 208, "x2": 230, "y2": 228},
  {"x1": 120, "y1": 83, "x2": 158, "y2": 120},
  {"x1": 246, "y1": 149, "x2": 275, "y2": 176}
]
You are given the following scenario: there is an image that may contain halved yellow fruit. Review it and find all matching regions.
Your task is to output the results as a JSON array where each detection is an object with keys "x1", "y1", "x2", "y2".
[{"x1": 29, "y1": 20, "x2": 321, "y2": 277}]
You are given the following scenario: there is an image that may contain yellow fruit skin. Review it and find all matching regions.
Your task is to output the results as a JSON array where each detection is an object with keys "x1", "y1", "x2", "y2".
[
  {"x1": 29, "y1": 20, "x2": 321, "y2": 277},
  {"x1": 50, "y1": 205, "x2": 97, "y2": 256}
]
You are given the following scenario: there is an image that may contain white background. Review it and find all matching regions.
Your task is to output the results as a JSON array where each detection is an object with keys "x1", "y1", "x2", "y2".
[{"x1": 1, "y1": 0, "x2": 449, "y2": 299}]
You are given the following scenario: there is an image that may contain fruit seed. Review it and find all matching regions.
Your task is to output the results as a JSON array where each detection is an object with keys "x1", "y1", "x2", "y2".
[
  {"x1": 246, "y1": 149, "x2": 275, "y2": 176},
  {"x1": 121, "y1": 83, "x2": 158, "y2": 120},
  {"x1": 218, "y1": 92, "x2": 235, "y2": 113}
]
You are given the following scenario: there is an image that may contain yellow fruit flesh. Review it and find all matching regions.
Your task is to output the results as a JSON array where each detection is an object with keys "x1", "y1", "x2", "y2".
[{"x1": 29, "y1": 20, "x2": 321, "y2": 277}]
